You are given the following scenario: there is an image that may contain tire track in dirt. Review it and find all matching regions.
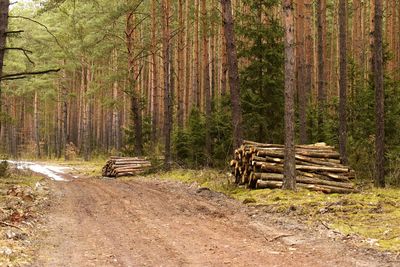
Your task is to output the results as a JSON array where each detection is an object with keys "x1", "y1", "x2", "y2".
[{"x1": 33, "y1": 177, "x2": 390, "y2": 267}]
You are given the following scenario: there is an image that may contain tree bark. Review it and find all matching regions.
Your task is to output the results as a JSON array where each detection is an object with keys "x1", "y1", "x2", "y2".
[
  {"x1": 338, "y1": 0, "x2": 348, "y2": 164},
  {"x1": 374, "y1": 0, "x2": 385, "y2": 187},
  {"x1": 126, "y1": 11, "x2": 143, "y2": 156},
  {"x1": 34, "y1": 91, "x2": 41, "y2": 158},
  {"x1": 193, "y1": 0, "x2": 200, "y2": 109},
  {"x1": 0, "y1": 0, "x2": 9, "y2": 139},
  {"x1": 202, "y1": 0, "x2": 212, "y2": 161},
  {"x1": 296, "y1": 0, "x2": 308, "y2": 144},
  {"x1": 162, "y1": 0, "x2": 172, "y2": 169},
  {"x1": 184, "y1": 0, "x2": 192, "y2": 123},
  {"x1": 151, "y1": 0, "x2": 159, "y2": 144},
  {"x1": 177, "y1": 0, "x2": 184, "y2": 129},
  {"x1": 221, "y1": 0, "x2": 243, "y2": 150},
  {"x1": 282, "y1": 0, "x2": 296, "y2": 190},
  {"x1": 220, "y1": 22, "x2": 228, "y2": 97},
  {"x1": 317, "y1": 0, "x2": 326, "y2": 141}
]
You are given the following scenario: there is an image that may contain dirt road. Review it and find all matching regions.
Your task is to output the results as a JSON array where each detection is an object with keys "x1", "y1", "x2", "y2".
[{"x1": 33, "y1": 176, "x2": 390, "y2": 267}]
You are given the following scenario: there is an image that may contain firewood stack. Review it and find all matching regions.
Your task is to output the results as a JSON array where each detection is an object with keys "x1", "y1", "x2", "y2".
[
  {"x1": 230, "y1": 140, "x2": 357, "y2": 194},
  {"x1": 102, "y1": 157, "x2": 151, "y2": 178}
]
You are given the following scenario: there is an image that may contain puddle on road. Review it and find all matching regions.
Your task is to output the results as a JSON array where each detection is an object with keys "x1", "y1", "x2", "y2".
[{"x1": 7, "y1": 161, "x2": 71, "y2": 181}]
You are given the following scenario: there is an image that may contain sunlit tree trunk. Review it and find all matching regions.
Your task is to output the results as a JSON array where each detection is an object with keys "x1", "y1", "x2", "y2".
[
  {"x1": 177, "y1": 0, "x2": 184, "y2": 129},
  {"x1": 151, "y1": 0, "x2": 159, "y2": 144},
  {"x1": 296, "y1": 0, "x2": 308, "y2": 144},
  {"x1": 339, "y1": 0, "x2": 348, "y2": 164},
  {"x1": 193, "y1": 0, "x2": 200, "y2": 109},
  {"x1": 317, "y1": 0, "x2": 326, "y2": 141},
  {"x1": 0, "y1": 0, "x2": 10, "y2": 142},
  {"x1": 282, "y1": 0, "x2": 296, "y2": 190}
]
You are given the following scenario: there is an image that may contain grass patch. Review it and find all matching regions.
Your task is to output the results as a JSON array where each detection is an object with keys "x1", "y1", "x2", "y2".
[
  {"x1": 154, "y1": 168, "x2": 400, "y2": 252},
  {"x1": 0, "y1": 168, "x2": 43, "y2": 190}
]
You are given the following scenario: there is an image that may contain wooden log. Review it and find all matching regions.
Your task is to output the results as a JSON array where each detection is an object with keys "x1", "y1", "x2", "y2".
[
  {"x1": 295, "y1": 165, "x2": 349, "y2": 173},
  {"x1": 297, "y1": 184, "x2": 358, "y2": 194},
  {"x1": 321, "y1": 172, "x2": 352, "y2": 181},
  {"x1": 252, "y1": 156, "x2": 283, "y2": 164},
  {"x1": 254, "y1": 162, "x2": 284, "y2": 173},
  {"x1": 257, "y1": 150, "x2": 284, "y2": 158},
  {"x1": 111, "y1": 164, "x2": 151, "y2": 170},
  {"x1": 243, "y1": 140, "x2": 334, "y2": 150},
  {"x1": 256, "y1": 180, "x2": 282, "y2": 189},
  {"x1": 296, "y1": 151, "x2": 340, "y2": 159},
  {"x1": 297, "y1": 171, "x2": 350, "y2": 182},
  {"x1": 294, "y1": 154, "x2": 344, "y2": 167},
  {"x1": 256, "y1": 180, "x2": 357, "y2": 194},
  {"x1": 254, "y1": 173, "x2": 354, "y2": 189}
]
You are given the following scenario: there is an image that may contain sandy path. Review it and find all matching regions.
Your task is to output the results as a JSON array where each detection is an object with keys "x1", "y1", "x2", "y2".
[{"x1": 33, "y1": 177, "x2": 390, "y2": 267}]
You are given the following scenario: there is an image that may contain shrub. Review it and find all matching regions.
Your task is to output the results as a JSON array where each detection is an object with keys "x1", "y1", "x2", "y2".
[{"x1": 0, "y1": 160, "x2": 9, "y2": 177}]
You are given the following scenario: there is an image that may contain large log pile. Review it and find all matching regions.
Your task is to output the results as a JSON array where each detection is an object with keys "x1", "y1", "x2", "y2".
[
  {"x1": 230, "y1": 140, "x2": 357, "y2": 194},
  {"x1": 102, "y1": 157, "x2": 151, "y2": 178}
]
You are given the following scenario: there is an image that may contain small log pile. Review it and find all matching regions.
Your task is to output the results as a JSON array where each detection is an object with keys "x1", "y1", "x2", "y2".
[
  {"x1": 102, "y1": 157, "x2": 151, "y2": 178},
  {"x1": 230, "y1": 140, "x2": 357, "y2": 194}
]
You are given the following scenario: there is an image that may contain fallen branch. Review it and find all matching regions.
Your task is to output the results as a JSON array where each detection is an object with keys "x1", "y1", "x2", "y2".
[
  {"x1": 0, "y1": 221, "x2": 24, "y2": 231},
  {"x1": 268, "y1": 233, "x2": 294, "y2": 242}
]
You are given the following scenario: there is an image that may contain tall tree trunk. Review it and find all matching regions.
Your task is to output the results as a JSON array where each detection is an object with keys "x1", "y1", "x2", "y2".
[
  {"x1": 202, "y1": 0, "x2": 212, "y2": 161},
  {"x1": 221, "y1": 0, "x2": 243, "y2": 150},
  {"x1": 177, "y1": 0, "x2": 184, "y2": 129},
  {"x1": 83, "y1": 63, "x2": 92, "y2": 161},
  {"x1": 0, "y1": 0, "x2": 9, "y2": 140},
  {"x1": 282, "y1": 0, "x2": 296, "y2": 190},
  {"x1": 162, "y1": 0, "x2": 172, "y2": 169},
  {"x1": 184, "y1": 0, "x2": 192, "y2": 123},
  {"x1": 193, "y1": 0, "x2": 200, "y2": 109},
  {"x1": 374, "y1": 0, "x2": 385, "y2": 187},
  {"x1": 317, "y1": 0, "x2": 326, "y2": 141},
  {"x1": 112, "y1": 48, "x2": 121, "y2": 151},
  {"x1": 296, "y1": 0, "x2": 308, "y2": 144},
  {"x1": 220, "y1": 20, "x2": 228, "y2": 97},
  {"x1": 61, "y1": 62, "x2": 68, "y2": 160},
  {"x1": 34, "y1": 91, "x2": 41, "y2": 158},
  {"x1": 304, "y1": 0, "x2": 313, "y2": 117},
  {"x1": 126, "y1": 11, "x2": 143, "y2": 156},
  {"x1": 151, "y1": 0, "x2": 159, "y2": 144},
  {"x1": 339, "y1": 0, "x2": 348, "y2": 164}
]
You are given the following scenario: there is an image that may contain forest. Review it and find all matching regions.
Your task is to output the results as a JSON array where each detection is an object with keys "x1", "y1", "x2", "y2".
[
  {"x1": 1, "y1": 0, "x2": 400, "y2": 265},
  {"x1": 0, "y1": 0, "x2": 399, "y2": 188}
]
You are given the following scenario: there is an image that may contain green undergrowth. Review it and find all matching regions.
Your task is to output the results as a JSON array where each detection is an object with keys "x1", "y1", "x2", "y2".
[
  {"x1": 154, "y1": 169, "x2": 400, "y2": 252},
  {"x1": 0, "y1": 167, "x2": 43, "y2": 191}
]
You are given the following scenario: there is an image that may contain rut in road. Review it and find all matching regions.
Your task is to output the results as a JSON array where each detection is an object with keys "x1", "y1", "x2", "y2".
[{"x1": 34, "y1": 177, "x2": 385, "y2": 267}]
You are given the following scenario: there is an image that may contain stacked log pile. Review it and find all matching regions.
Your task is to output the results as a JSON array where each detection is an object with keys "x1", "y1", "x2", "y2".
[
  {"x1": 102, "y1": 157, "x2": 151, "y2": 178},
  {"x1": 230, "y1": 140, "x2": 357, "y2": 194}
]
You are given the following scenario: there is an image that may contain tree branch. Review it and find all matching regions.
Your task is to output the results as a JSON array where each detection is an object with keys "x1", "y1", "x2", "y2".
[
  {"x1": 0, "y1": 68, "x2": 60, "y2": 81},
  {"x1": 4, "y1": 30, "x2": 24, "y2": 35},
  {"x1": 2, "y1": 47, "x2": 35, "y2": 65},
  {"x1": 8, "y1": 15, "x2": 64, "y2": 50}
]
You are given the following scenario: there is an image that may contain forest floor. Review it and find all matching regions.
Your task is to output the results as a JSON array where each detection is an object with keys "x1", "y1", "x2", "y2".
[{"x1": 0, "y1": 161, "x2": 399, "y2": 266}]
